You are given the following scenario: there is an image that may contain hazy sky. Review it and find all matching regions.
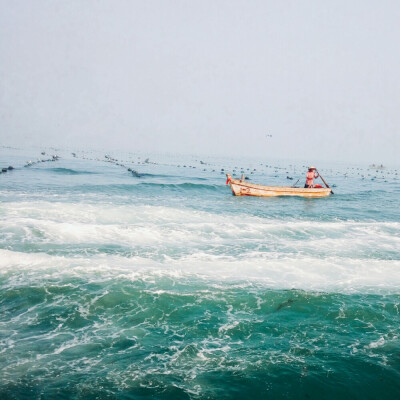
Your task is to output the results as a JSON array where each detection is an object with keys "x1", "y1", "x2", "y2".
[{"x1": 1, "y1": 0, "x2": 399, "y2": 163}]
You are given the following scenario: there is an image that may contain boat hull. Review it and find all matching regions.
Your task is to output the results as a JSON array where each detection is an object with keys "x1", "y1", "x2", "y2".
[{"x1": 226, "y1": 175, "x2": 332, "y2": 198}]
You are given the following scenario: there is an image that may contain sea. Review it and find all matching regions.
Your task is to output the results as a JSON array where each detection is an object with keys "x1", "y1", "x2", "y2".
[{"x1": 1, "y1": 146, "x2": 399, "y2": 399}]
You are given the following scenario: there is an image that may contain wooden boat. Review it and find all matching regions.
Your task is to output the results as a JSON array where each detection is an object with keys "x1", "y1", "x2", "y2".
[{"x1": 226, "y1": 174, "x2": 332, "y2": 198}]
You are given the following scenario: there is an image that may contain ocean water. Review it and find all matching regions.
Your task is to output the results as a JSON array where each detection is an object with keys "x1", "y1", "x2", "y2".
[{"x1": 1, "y1": 147, "x2": 400, "y2": 399}]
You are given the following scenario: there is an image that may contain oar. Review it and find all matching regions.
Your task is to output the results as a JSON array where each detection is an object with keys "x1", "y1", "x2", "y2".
[
  {"x1": 316, "y1": 170, "x2": 334, "y2": 194},
  {"x1": 291, "y1": 178, "x2": 299, "y2": 188}
]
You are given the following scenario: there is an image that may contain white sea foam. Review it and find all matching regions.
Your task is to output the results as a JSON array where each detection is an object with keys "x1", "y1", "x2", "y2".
[
  {"x1": 366, "y1": 337, "x2": 385, "y2": 349},
  {"x1": 1, "y1": 201, "x2": 400, "y2": 293},
  {"x1": 1, "y1": 248, "x2": 400, "y2": 294},
  {"x1": 218, "y1": 321, "x2": 239, "y2": 335},
  {"x1": 1, "y1": 201, "x2": 400, "y2": 258}
]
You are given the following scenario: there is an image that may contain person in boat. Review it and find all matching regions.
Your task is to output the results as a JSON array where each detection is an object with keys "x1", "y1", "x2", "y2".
[{"x1": 304, "y1": 166, "x2": 319, "y2": 188}]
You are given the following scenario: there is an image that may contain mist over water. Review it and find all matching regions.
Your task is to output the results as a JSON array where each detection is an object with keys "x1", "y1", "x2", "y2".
[
  {"x1": 1, "y1": 147, "x2": 400, "y2": 399},
  {"x1": 2, "y1": 1, "x2": 400, "y2": 163}
]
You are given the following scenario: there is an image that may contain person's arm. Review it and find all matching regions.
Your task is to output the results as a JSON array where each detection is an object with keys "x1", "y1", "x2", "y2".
[{"x1": 314, "y1": 172, "x2": 319, "y2": 179}]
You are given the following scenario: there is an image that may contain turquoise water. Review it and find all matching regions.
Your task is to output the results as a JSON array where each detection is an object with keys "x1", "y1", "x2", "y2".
[{"x1": 1, "y1": 147, "x2": 400, "y2": 399}]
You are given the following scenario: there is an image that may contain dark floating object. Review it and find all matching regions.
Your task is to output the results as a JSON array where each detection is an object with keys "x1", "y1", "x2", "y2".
[
  {"x1": 276, "y1": 299, "x2": 294, "y2": 311},
  {"x1": 2, "y1": 168, "x2": 7, "y2": 172},
  {"x1": 23, "y1": 154, "x2": 60, "y2": 167},
  {"x1": 8, "y1": 166, "x2": 14, "y2": 170},
  {"x1": 41, "y1": 152, "x2": 45, "y2": 155}
]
